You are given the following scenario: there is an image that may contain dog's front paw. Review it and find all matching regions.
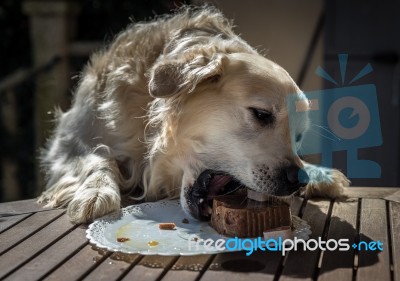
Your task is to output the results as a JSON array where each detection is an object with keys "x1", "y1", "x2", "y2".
[
  {"x1": 67, "y1": 172, "x2": 121, "y2": 224},
  {"x1": 302, "y1": 164, "x2": 350, "y2": 200}
]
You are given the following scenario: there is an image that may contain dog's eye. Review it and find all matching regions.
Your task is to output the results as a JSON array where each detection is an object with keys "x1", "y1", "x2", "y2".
[
  {"x1": 296, "y1": 133, "x2": 303, "y2": 143},
  {"x1": 249, "y1": 107, "x2": 274, "y2": 126}
]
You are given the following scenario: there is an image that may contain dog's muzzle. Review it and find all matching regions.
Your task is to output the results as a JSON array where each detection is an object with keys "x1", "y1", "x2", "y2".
[{"x1": 184, "y1": 166, "x2": 309, "y2": 221}]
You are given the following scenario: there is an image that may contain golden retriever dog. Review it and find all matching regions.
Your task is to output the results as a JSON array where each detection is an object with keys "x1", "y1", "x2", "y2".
[{"x1": 38, "y1": 6, "x2": 349, "y2": 224}]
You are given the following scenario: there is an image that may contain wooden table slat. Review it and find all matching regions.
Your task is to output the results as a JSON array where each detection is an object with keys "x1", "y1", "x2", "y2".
[
  {"x1": 279, "y1": 199, "x2": 331, "y2": 281},
  {"x1": 120, "y1": 255, "x2": 179, "y2": 281},
  {"x1": 0, "y1": 199, "x2": 46, "y2": 213},
  {"x1": 43, "y1": 245, "x2": 112, "y2": 281},
  {"x1": 318, "y1": 200, "x2": 358, "y2": 281},
  {"x1": 82, "y1": 252, "x2": 142, "y2": 281},
  {"x1": 162, "y1": 254, "x2": 213, "y2": 281},
  {"x1": 344, "y1": 187, "x2": 399, "y2": 199},
  {"x1": 357, "y1": 199, "x2": 391, "y2": 281},
  {"x1": 0, "y1": 209, "x2": 65, "y2": 254},
  {"x1": 4, "y1": 226, "x2": 88, "y2": 281},
  {"x1": 0, "y1": 213, "x2": 31, "y2": 234},
  {"x1": 389, "y1": 201, "x2": 400, "y2": 281},
  {"x1": 201, "y1": 251, "x2": 281, "y2": 281},
  {"x1": 0, "y1": 213, "x2": 75, "y2": 279}
]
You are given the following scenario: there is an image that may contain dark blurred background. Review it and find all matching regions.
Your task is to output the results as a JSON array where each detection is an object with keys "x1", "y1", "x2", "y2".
[
  {"x1": 0, "y1": 0, "x2": 399, "y2": 202},
  {"x1": 0, "y1": 0, "x2": 186, "y2": 202}
]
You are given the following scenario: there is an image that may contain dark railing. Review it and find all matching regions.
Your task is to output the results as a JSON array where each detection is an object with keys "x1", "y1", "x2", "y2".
[
  {"x1": 0, "y1": 56, "x2": 61, "y2": 202},
  {"x1": 0, "y1": 40, "x2": 102, "y2": 203}
]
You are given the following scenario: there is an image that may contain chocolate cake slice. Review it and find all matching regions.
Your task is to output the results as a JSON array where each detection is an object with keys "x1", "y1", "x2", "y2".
[{"x1": 210, "y1": 193, "x2": 291, "y2": 238}]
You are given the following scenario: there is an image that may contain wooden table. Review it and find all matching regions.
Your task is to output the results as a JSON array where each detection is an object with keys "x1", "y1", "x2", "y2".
[{"x1": 0, "y1": 187, "x2": 399, "y2": 281}]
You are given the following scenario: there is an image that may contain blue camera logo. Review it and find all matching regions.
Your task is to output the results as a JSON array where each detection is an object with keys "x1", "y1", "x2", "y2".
[{"x1": 287, "y1": 54, "x2": 382, "y2": 179}]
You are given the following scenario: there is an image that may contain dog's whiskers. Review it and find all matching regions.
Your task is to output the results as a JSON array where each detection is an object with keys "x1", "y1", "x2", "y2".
[{"x1": 309, "y1": 124, "x2": 341, "y2": 142}]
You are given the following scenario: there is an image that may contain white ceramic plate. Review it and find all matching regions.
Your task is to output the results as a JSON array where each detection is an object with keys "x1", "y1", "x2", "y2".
[{"x1": 86, "y1": 200, "x2": 311, "y2": 256}]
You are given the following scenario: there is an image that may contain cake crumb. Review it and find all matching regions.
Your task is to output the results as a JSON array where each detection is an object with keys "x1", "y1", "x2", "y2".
[
  {"x1": 117, "y1": 237, "x2": 130, "y2": 242},
  {"x1": 159, "y1": 222, "x2": 176, "y2": 230}
]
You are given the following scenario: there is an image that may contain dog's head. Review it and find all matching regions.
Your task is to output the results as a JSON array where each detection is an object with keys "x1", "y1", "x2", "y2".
[{"x1": 147, "y1": 51, "x2": 310, "y2": 220}]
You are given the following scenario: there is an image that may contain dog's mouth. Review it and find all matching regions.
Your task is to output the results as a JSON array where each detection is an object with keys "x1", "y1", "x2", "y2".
[{"x1": 186, "y1": 169, "x2": 244, "y2": 220}]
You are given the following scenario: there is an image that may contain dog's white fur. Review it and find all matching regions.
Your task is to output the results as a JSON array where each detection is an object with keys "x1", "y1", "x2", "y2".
[{"x1": 38, "y1": 6, "x2": 349, "y2": 224}]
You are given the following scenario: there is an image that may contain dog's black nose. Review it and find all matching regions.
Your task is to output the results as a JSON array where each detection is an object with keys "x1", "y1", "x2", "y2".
[
  {"x1": 286, "y1": 165, "x2": 300, "y2": 184},
  {"x1": 286, "y1": 165, "x2": 308, "y2": 187}
]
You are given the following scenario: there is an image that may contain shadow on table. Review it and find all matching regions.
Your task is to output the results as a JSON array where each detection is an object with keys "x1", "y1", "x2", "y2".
[{"x1": 207, "y1": 202, "x2": 380, "y2": 279}]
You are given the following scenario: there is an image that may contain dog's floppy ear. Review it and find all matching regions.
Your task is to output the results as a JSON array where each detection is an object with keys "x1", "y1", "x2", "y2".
[{"x1": 149, "y1": 54, "x2": 224, "y2": 98}]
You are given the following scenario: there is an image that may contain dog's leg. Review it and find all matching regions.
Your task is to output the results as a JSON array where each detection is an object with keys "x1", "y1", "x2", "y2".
[
  {"x1": 40, "y1": 149, "x2": 122, "y2": 224},
  {"x1": 301, "y1": 162, "x2": 350, "y2": 200}
]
